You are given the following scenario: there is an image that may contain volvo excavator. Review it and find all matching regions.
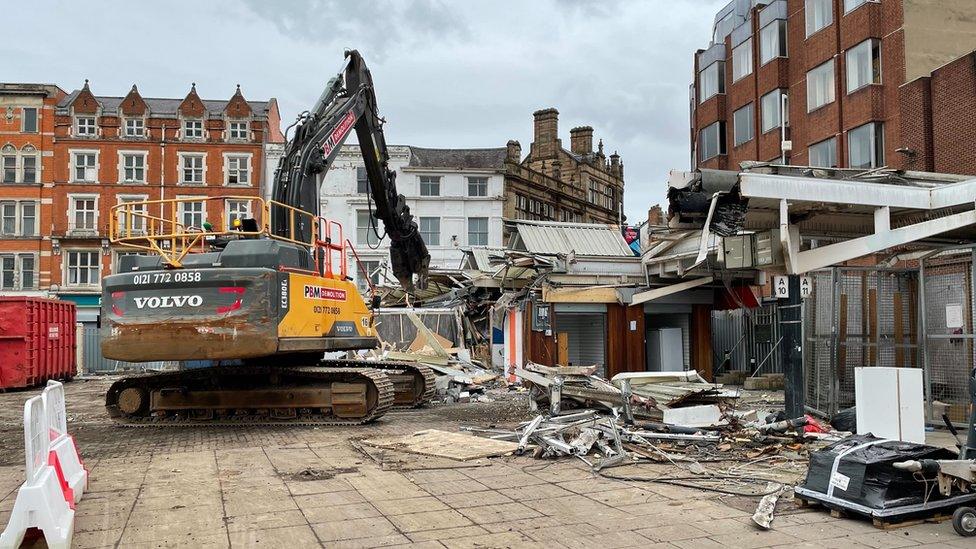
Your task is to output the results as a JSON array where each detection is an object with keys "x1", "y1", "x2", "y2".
[{"x1": 99, "y1": 50, "x2": 434, "y2": 425}]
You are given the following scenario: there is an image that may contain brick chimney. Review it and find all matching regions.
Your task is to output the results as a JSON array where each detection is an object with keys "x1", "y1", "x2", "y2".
[
  {"x1": 647, "y1": 204, "x2": 664, "y2": 226},
  {"x1": 569, "y1": 126, "x2": 593, "y2": 155},
  {"x1": 610, "y1": 151, "x2": 621, "y2": 178},
  {"x1": 506, "y1": 139, "x2": 522, "y2": 163},
  {"x1": 531, "y1": 108, "x2": 560, "y2": 160}
]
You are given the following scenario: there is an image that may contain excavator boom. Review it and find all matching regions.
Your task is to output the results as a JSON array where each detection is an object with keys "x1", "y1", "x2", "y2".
[{"x1": 273, "y1": 49, "x2": 429, "y2": 292}]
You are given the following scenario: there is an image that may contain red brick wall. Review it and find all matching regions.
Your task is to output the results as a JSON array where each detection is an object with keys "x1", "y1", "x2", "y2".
[
  {"x1": 927, "y1": 52, "x2": 976, "y2": 174},
  {"x1": 690, "y1": 0, "x2": 909, "y2": 170},
  {"x1": 0, "y1": 87, "x2": 67, "y2": 290}
]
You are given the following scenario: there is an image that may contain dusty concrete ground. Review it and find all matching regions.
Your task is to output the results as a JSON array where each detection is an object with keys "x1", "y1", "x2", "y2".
[{"x1": 0, "y1": 378, "x2": 969, "y2": 548}]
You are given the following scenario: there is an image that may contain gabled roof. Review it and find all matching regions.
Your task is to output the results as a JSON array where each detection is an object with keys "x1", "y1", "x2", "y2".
[
  {"x1": 507, "y1": 220, "x2": 634, "y2": 257},
  {"x1": 406, "y1": 146, "x2": 506, "y2": 170},
  {"x1": 57, "y1": 90, "x2": 272, "y2": 119}
]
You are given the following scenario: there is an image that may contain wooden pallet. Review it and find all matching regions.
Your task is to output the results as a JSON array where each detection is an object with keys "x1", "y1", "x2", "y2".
[{"x1": 796, "y1": 495, "x2": 954, "y2": 530}]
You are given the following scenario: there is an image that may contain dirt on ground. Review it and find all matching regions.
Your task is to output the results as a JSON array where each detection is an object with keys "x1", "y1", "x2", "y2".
[{"x1": 0, "y1": 376, "x2": 536, "y2": 467}]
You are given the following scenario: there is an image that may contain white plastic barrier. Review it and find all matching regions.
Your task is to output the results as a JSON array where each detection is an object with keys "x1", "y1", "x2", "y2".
[
  {"x1": 42, "y1": 380, "x2": 88, "y2": 504},
  {"x1": 0, "y1": 395, "x2": 74, "y2": 549}
]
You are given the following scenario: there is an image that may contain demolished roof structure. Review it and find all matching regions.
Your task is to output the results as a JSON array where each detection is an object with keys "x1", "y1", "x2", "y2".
[{"x1": 666, "y1": 163, "x2": 976, "y2": 275}]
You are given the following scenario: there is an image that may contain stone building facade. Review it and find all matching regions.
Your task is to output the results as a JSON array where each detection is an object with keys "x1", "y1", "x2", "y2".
[
  {"x1": 504, "y1": 108, "x2": 625, "y2": 226},
  {"x1": 690, "y1": 0, "x2": 976, "y2": 172},
  {"x1": 0, "y1": 80, "x2": 283, "y2": 323}
]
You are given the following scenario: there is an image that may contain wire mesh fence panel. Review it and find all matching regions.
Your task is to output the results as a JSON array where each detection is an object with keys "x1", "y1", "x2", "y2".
[
  {"x1": 711, "y1": 308, "x2": 749, "y2": 372},
  {"x1": 921, "y1": 254, "x2": 974, "y2": 424},
  {"x1": 711, "y1": 303, "x2": 782, "y2": 375},
  {"x1": 801, "y1": 267, "x2": 918, "y2": 416},
  {"x1": 751, "y1": 304, "x2": 782, "y2": 375},
  {"x1": 804, "y1": 269, "x2": 835, "y2": 414}
]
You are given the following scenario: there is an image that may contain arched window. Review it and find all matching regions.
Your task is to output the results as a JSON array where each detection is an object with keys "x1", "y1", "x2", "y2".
[
  {"x1": 20, "y1": 145, "x2": 38, "y2": 184},
  {"x1": 1, "y1": 144, "x2": 16, "y2": 183}
]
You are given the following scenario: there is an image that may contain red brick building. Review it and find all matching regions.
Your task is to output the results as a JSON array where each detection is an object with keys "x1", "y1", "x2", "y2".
[
  {"x1": 1, "y1": 80, "x2": 283, "y2": 323},
  {"x1": 1, "y1": 83, "x2": 67, "y2": 295},
  {"x1": 690, "y1": 0, "x2": 976, "y2": 172},
  {"x1": 900, "y1": 50, "x2": 976, "y2": 174}
]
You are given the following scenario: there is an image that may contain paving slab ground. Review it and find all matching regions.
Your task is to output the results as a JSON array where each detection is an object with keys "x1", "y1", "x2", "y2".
[{"x1": 0, "y1": 378, "x2": 969, "y2": 548}]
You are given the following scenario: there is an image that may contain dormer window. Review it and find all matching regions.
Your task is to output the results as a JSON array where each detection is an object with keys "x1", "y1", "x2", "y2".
[
  {"x1": 75, "y1": 116, "x2": 96, "y2": 137},
  {"x1": 228, "y1": 121, "x2": 249, "y2": 141},
  {"x1": 124, "y1": 118, "x2": 145, "y2": 137},
  {"x1": 183, "y1": 119, "x2": 204, "y2": 139}
]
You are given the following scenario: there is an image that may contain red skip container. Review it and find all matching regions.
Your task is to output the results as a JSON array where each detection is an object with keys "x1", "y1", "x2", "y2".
[{"x1": 0, "y1": 297, "x2": 77, "y2": 390}]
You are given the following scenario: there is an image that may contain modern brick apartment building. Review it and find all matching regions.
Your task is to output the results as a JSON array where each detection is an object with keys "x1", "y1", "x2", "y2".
[
  {"x1": 505, "y1": 108, "x2": 625, "y2": 226},
  {"x1": 1, "y1": 80, "x2": 283, "y2": 323},
  {"x1": 690, "y1": 0, "x2": 976, "y2": 172}
]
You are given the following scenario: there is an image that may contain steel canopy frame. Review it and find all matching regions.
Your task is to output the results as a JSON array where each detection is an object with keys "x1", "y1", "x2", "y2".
[{"x1": 737, "y1": 173, "x2": 976, "y2": 275}]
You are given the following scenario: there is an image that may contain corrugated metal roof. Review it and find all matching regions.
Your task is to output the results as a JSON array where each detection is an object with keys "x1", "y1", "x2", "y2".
[{"x1": 511, "y1": 220, "x2": 634, "y2": 257}]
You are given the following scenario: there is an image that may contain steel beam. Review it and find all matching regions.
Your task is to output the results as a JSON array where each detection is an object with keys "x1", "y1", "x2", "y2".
[
  {"x1": 631, "y1": 276, "x2": 714, "y2": 305},
  {"x1": 780, "y1": 205, "x2": 976, "y2": 275},
  {"x1": 741, "y1": 173, "x2": 976, "y2": 210}
]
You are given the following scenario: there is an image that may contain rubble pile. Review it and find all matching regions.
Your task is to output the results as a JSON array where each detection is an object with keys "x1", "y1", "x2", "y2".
[{"x1": 371, "y1": 311, "x2": 499, "y2": 403}]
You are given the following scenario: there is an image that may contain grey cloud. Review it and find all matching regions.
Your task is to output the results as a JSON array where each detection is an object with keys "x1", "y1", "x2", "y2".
[
  {"x1": 5, "y1": 0, "x2": 729, "y2": 222},
  {"x1": 238, "y1": 0, "x2": 468, "y2": 60}
]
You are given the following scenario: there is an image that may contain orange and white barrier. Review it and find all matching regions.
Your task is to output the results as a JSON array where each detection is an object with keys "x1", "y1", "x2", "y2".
[
  {"x1": 42, "y1": 381, "x2": 87, "y2": 505},
  {"x1": 0, "y1": 381, "x2": 84, "y2": 549}
]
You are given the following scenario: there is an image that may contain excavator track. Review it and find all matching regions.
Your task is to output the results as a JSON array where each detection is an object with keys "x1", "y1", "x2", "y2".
[
  {"x1": 105, "y1": 363, "x2": 394, "y2": 427},
  {"x1": 326, "y1": 360, "x2": 436, "y2": 408}
]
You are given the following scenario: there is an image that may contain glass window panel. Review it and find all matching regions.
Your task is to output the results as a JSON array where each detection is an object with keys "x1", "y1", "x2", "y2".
[
  {"x1": 848, "y1": 122, "x2": 885, "y2": 169},
  {"x1": 699, "y1": 121, "x2": 726, "y2": 161},
  {"x1": 807, "y1": 59, "x2": 836, "y2": 111},
  {"x1": 1, "y1": 256, "x2": 13, "y2": 289},
  {"x1": 467, "y1": 217, "x2": 488, "y2": 246},
  {"x1": 22, "y1": 156, "x2": 36, "y2": 183},
  {"x1": 805, "y1": 0, "x2": 833, "y2": 36},
  {"x1": 419, "y1": 176, "x2": 440, "y2": 196},
  {"x1": 419, "y1": 217, "x2": 440, "y2": 246},
  {"x1": 846, "y1": 39, "x2": 881, "y2": 92},
  {"x1": 356, "y1": 210, "x2": 381, "y2": 247},
  {"x1": 3, "y1": 156, "x2": 17, "y2": 183},
  {"x1": 760, "y1": 20, "x2": 787, "y2": 64},
  {"x1": 467, "y1": 176, "x2": 488, "y2": 197},
  {"x1": 699, "y1": 62, "x2": 725, "y2": 103},
  {"x1": 20, "y1": 255, "x2": 34, "y2": 289},
  {"x1": 1, "y1": 203, "x2": 15, "y2": 234},
  {"x1": 21, "y1": 202, "x2": 35, "y2": 235},
  {"x1": 808, "y1": 137, "x2": 837, "y2": 167},
  {"x1": 732, "y1": 39, "x2": 753, "y2": 81},
  {"x1": 22, "y1": 108, "x2": 38, "y2": 133},
  {"x1": 356, "y1": 166, "x2": 369, "y2": 194},
  {"x1": 733, "y1": 103, "x2": 754, "y2": 146}
]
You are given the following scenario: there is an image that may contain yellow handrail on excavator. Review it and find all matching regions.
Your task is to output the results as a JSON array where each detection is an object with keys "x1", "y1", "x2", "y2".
[{"x1": 109, "y1": 196, "x2": 347, "y2": 277}]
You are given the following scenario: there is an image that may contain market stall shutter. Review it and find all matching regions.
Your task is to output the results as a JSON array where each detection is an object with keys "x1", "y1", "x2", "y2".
[{"x1": 554, "y1": 313, "x2": 606, "y2": 376}]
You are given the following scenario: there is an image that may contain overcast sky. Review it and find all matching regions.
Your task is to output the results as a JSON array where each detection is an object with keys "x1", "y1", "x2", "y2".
[{"x1": 4, "y1": 0, "x2": 726, "y2": 223}]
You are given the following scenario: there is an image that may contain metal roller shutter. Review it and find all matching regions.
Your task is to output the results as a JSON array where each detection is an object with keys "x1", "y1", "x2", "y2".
[{"x1": 554, "y1": 313, "x2": 606, "y2": 377}]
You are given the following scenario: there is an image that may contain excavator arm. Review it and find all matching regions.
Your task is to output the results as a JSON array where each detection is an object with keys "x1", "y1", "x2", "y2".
[{"x1": 273, "y1": 49, "x2": 430, "y2": 292}]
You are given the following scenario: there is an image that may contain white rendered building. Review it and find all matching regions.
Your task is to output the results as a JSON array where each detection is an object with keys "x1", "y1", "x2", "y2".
[{"x1": 320, "y1": 144, "x2": 507, "y2": 291}]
